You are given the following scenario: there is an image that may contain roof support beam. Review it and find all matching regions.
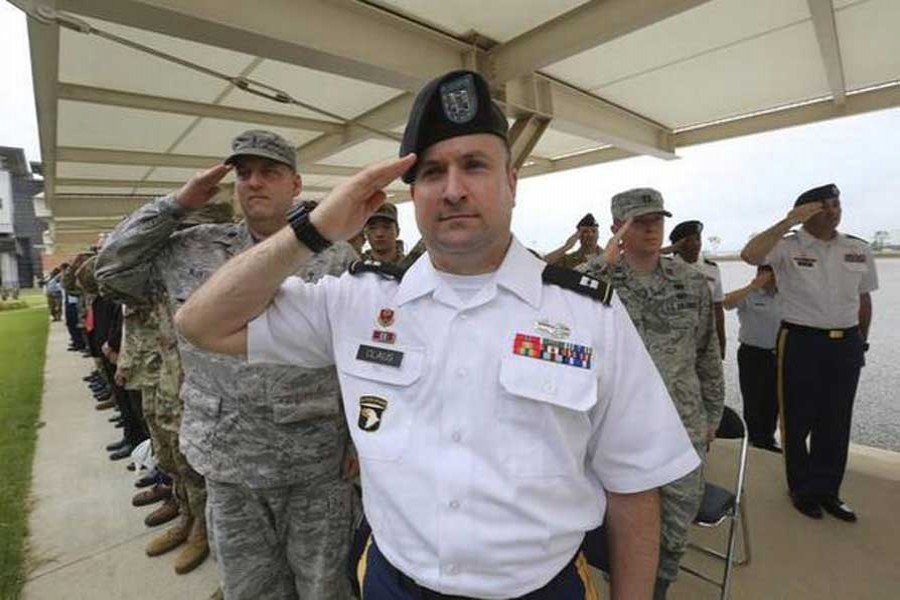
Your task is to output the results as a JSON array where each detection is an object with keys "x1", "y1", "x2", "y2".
[
  {"x1": 58, "y1": 0, "x2": 467, "y2": 91},
  {"x1": 56, "y1": 147, "x2": 358, "y2": 177},
  {"x1": 490, "y1": 0, "x2": 715, "y2": 83},
  {"x1": 25, "y1": 2, "x2": 60, "y2": 207},
  {"x1": 57, "y1": 83, "x2": 343, "y2": 133},
  {"x1": 298, "y1": 93, "x2": 413, "y2": 164},
  {"x1": 506, "y1": 76, "x2": 675, "y2": 159},
  {"x1": 807, "y1": 0, "x2": 847, "y2": 105},
  {"x1": 520, "y1": 84, "x2": 900, "y2": 179},
  {"x1": 508, "y1": 116, "x2": 551, "y2": 171}
]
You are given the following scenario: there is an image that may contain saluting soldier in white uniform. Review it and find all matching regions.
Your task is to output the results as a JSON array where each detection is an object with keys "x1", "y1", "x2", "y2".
[
  {"x1": 742, "y1": 184, "x2": 877, "y2": 522},
  {"x1": 175, "y1": 70, "x2": 699, "y2": 600}
]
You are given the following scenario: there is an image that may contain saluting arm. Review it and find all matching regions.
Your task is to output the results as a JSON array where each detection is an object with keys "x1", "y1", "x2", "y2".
[
  {"x1": 175, "y1": 155, "x2": 416, "y2": 357},
  {"x1": 606, "y1": 489, "x2": 660, "y2": 600},
  {"x1": 741, "y1": 203, "x2": 824, "y2": 265},
  {"x1": 543, "y1": 230, "x2": 579, "y2": 264}
]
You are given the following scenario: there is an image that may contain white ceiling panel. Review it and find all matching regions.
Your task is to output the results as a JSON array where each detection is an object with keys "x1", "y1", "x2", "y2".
[
  {"x1": 170, "y1": 119, "x2": 320, "y2": 156},
  {"x1": 57, "y1": 100, "x2": 194, "y2": 152},
  {"x1": 593, "y1": 21, "x2": 828, "y2": 128},
  {"x1": 544, "y1": 0, "x2": 811, "y2": 92},
  {"x1": 222, "y1": 59, "x2": 405, "y2": 122},
  {"x1": 376, "y1": 0, "x2": 588, "y2": 42},
  {"x1": 56, "y1": 163, "x2": 154, "y2": 180},
  {"x1": 837, "y1": 0, "x2": 900, "y2": 91},
  {"x1": 59, "y1": 17, "x2": 256, "y2": 103},
  {"x1": 318, "y1": 139, "x2": 401, "y2": 167},
  {"x1": 532, "y1": 128, "x2": 603, "y2": 159}
]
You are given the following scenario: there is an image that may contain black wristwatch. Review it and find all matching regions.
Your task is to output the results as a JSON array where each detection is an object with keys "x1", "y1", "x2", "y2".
[{"x1": 286, "y1": 203, "x2": 332, "y2": 253}]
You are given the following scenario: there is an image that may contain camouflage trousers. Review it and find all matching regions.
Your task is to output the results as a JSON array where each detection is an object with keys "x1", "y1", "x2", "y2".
[
  {"x1": 658, "y1": 445, "x2": 705, "y2": 582},
  {"x1": 206, "y1": 477, "x2": 355, "y2": 600},
  {"x1": 142, "y1": 386, "x2": 207, "y2": 523}
]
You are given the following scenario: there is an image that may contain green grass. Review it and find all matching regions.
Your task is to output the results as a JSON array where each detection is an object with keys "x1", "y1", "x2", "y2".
[{"x1": 0, "y1": 305, "x2": 48, "y2": 599}]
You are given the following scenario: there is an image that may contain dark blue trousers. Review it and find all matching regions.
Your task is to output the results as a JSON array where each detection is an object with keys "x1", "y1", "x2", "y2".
[
  {"x1": 64, "y1": 301, "x2": 83, "y2": 349},
  {"x1": 777, "y1": 325, "x2": 864, "y2": 499},
  {"x1": 356, "y1": 537, "x2": 597, "y2": 600},
  {"x1": 738, "y1": 344, "x2": 779, "y2": 447}
]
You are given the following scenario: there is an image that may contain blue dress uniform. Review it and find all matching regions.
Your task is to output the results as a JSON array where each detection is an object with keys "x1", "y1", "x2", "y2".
[
  {"x1": 765, "y1": 193, "x2": 877, "y2": 519},
  {"x1": 728, "y1": 287, "x2": 781, "y2": 449}
]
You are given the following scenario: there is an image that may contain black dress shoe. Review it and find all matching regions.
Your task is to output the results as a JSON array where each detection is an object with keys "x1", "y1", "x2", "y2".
[
  {"x1": 135, "y1": 468, "x2": 159, "y2": 488},
  {"x1": 752, "y1": 442, "x2": 783, "y2": 454},
  {"x1": 94, "y1": 393, "x2": 112, "y2": 402},
  {"x1": 820, "y1": 497, "x2": 857, "y2": 522},
  {"x1": 791, "y1": 495, "x2": 822, "y2": 519},
  {"x1": 109, "y1": 445, "x2": 134, "y2": 461},
  {"x1": 106, "y1": 439, "x2": 128, "y2": 451},
  {"x1": 114, "y1": 421, "x2": 124, "y2": 428}
]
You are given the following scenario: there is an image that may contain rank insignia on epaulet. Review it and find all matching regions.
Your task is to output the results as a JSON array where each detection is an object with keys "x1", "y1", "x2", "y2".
[
  {"x1": 349, "y1": 260, "x2": 406, "y2": 281},
  {"x1": 541, "y1": 265, "x2": 613, "y2": 306},
  {"x1": 704, "y1": 258, "x2": 718, "y2": 266},
  {"x1": 845, "y1": 234, "x2": 869, "y2": 244}
]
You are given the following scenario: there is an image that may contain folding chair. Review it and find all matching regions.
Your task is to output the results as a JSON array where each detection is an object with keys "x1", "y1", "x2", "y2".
[{"x1": 681, "y1": 405, "x2": 752, "y2": 600}]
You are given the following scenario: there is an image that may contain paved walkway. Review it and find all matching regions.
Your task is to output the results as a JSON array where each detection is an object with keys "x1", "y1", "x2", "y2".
[
  {"x1": 23, "y1": 321, "x2": 218, "y2": 600},
  {"x1": 22, "y1": 320, "x2": 900, "y2": 599}
]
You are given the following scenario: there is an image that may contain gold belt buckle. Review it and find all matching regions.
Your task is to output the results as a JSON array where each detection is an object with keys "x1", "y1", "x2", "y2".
[{"x1": 828, "y1": 330, "x2": 844, "y2": 339}]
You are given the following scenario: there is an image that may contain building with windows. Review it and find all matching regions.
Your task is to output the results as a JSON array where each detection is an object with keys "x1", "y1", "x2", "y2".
[{"x1": 0, "y1": 146, "x2": 45, "y2": 290}]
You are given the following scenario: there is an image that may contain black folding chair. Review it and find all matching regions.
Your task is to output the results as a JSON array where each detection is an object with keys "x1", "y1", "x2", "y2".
[{"x1": 681, "y1": 405, "x2": 752, "y2": 599}]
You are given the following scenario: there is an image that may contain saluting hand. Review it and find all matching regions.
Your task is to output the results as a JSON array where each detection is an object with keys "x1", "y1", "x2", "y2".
[
  {"x1": 786, "y1": 201, "x2": 824, "y2": 226},
  {"x1": 174, "y1": 164, "x2": 233, "y2": 210},
  {"x1": 310, "y1": 154, "x2": 416, "y2": 242},
  {"x1": 603, "y1": 218, "x2": 632, "y2": 266}
]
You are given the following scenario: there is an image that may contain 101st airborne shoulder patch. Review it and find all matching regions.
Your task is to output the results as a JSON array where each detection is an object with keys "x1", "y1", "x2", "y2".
[{"x1": 358, "y1": 396, "x2": 388, "y2": 432}]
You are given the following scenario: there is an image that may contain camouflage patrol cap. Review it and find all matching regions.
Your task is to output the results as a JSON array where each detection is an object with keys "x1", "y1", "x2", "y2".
[
  {"x1": 611, "y1": 188, "x2": 672, "y2": 221},
  {"x1": 795, "y1": 183, "x2": 839, "y2": 207},
  {"x1": 400, "y1": 70, "x2": 509, "y2": 184},
  {"x1": 365, "y1": 202, "x2": 398, "y2": 226},
  {"x1": 224, "y1": 129, "x2": 296, "y2": 171}
]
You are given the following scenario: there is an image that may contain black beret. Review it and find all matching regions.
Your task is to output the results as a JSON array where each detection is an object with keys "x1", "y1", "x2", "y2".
[
  {"x1": 577, "y1": 213, "x2": 598, "y2": 228},
  {"x1": 795, "y1": 183, "x2": 839, "y2": 207},
  {"x1": 669, "y1": 220, "x2": 703, "y2": 243},
  {"x1": 400, "y1": 70, "x2": 509, "y2": 183}
]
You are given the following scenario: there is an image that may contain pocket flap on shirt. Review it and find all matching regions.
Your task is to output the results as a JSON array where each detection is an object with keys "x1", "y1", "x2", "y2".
[
  {"x1": 499, "y1": 354, "x2": 597, "y2": 412},
  {"x1": 337, "y1": 339, "x2": 425, "y2": 387}
]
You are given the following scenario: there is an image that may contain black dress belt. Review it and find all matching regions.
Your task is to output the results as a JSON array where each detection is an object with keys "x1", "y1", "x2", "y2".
[{"x1": 781, "y1": 322, "x2": 859, "y2": 339}]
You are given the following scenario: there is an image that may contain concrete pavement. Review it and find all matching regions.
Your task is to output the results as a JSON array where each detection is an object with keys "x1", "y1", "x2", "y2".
[{"x1": 23, "y1": 321, "x2": 218, "y2": 600}]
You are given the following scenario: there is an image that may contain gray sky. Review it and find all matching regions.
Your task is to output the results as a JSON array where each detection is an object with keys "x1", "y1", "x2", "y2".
[{"x1": 3, "y1": 3, "x2": 899, "y2": 254}]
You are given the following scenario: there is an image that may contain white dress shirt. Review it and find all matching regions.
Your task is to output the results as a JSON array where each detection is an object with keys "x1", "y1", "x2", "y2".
[
  {"x1": 764, "y1": 229, "x2": 878, "y2": 329},
  {"x1": 248, "y1": 237, "x2": 699, "y2": 598},
  {"x1": 729, "y1": 289, "x2": 781, "y2": 349},
  {"x1": 674, "y1": 255, "x2": 724, "y2": 302}
]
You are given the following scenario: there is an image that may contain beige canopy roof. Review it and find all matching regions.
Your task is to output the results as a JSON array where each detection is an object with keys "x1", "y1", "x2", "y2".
[{"x1": 14, "y1": 0, "x2": 900, "y2": 254}]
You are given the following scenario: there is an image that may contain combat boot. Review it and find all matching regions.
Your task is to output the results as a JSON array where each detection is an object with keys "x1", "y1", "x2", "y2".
[
  {"x1": 174, "y1": 519, "x2": 210, "y2": 574},
  {"x1": 132, "y1": 483, "x2": 172, "y2": 507},
  {"x1": 146, "y1": 516, "x2": 192, "y2": 557},
  {"x1": 145, "y1": 496, "x2": 179, "y2": 527},
  {"x1": 95, "y1": 399, "x2": 116, "y2": 411}
]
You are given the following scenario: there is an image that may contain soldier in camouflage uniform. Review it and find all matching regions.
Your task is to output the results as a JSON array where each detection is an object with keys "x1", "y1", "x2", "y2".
[
  {"x1": 96, "y1": 130, "x2": 358, "y2": 599},
  {"x1": 359, "y1": 202, "x2": 405, "y2": 265},
  {"x1": 584, "y1": 188, "x2": 724, "y2": 599},
  {"x1": 545, "y1": 213, "x2": 601, "y2": 269}
]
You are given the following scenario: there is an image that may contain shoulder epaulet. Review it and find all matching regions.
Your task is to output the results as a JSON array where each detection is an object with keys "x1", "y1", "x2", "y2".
[
  {"x1": 704, "y1": 258, "x2": 718, "y2": 266},
  {"x1": 349, "y1": 259, "x2": 406, "y2": 282},
  {"x1": 541, "y1": 265, "x2": 613, "y2": 306},
  {"x1": 845, "y1": 234, "x2": 870, "y2": 245}
]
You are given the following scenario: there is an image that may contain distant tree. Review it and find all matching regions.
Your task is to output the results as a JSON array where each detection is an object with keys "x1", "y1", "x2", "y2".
[
  {"x1": 873, "y1": 230, "x2": 889, "y2": 251},
  {"x1": 707, "y1": 235, "x2": 721, "y2": 255}
]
